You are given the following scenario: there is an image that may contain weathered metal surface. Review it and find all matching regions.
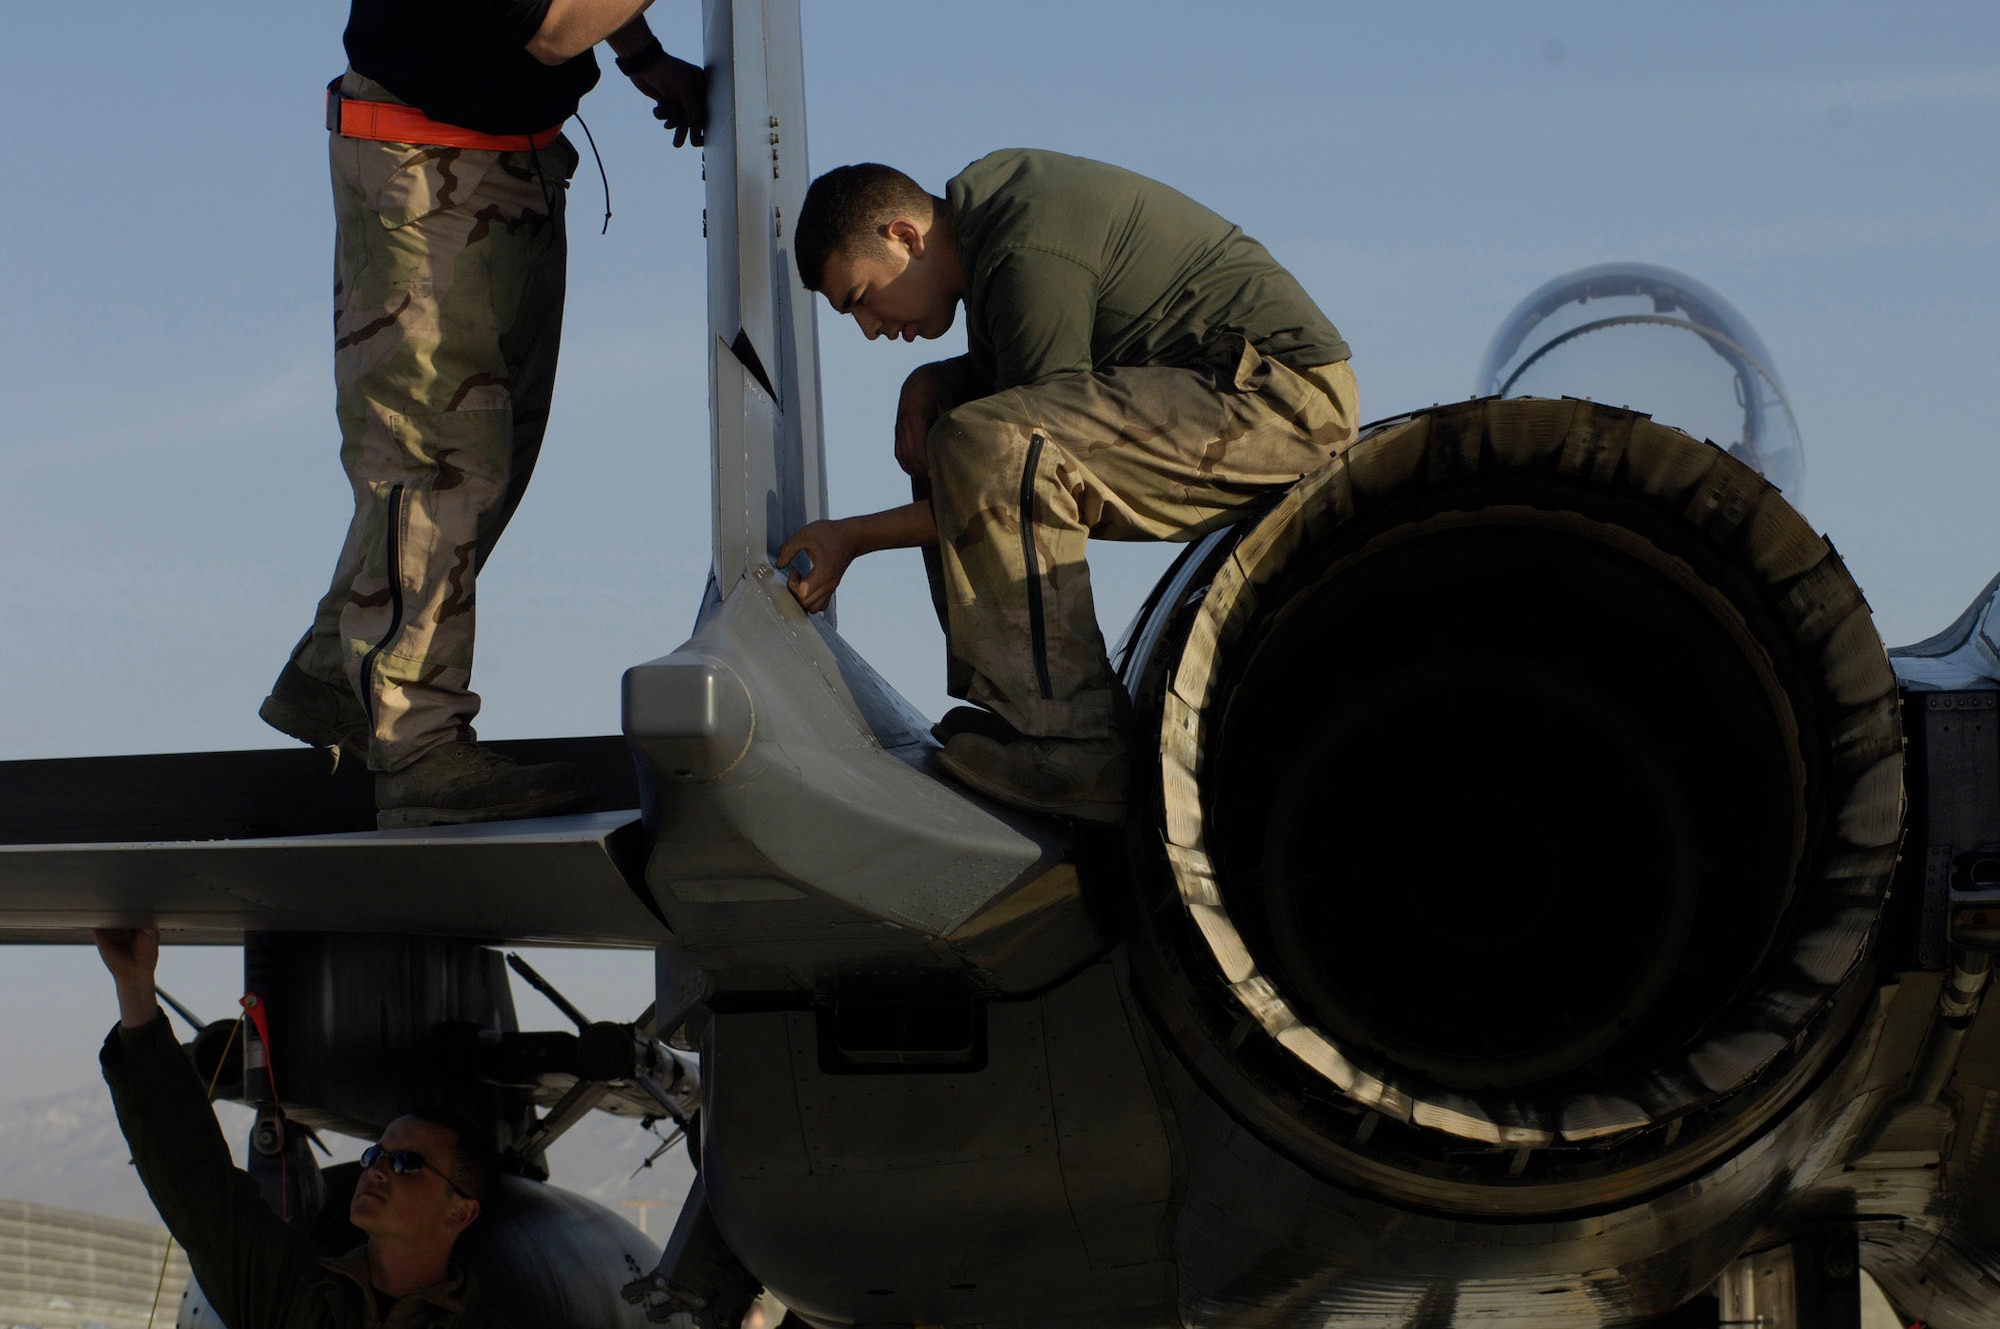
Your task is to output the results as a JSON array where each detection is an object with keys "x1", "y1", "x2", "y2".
[
  {"x1": 1892, "y1": 569, "x2": 2000, "y2": 691},
  {"x1": 702, "y1": 0, "x2": 826, "y2": 591},
  {"x1": 0, "y1": 809, "x2": 660, "y2": 946},
  {"x1": 625, "y1": 573, "x2": 1094, "y2": 994}
]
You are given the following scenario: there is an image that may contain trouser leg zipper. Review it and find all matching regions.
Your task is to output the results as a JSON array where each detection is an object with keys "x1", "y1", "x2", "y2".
[
  {"x1": 357, "y1": 483, "x2": 407, "y2": 728},
  {"x1": 1019, "y1": 434, "x2": 1053, "y2": 702}
]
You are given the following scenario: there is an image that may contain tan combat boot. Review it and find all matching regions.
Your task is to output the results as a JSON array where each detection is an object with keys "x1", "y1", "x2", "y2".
[
  {"x1": 936, "y1": 732, "x2": 1128, "y2": 825},
  {"x1": 258, "y1": 663, "x2": 368, "y2": 761},
  {"x1": 374, "y1": 741, "x2": 596, "y2": 830}
]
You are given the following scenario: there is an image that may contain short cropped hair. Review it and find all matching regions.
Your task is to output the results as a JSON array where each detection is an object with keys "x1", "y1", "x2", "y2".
[
  {"x1": 795, "y1": 163, "x2": 935, "y2": 292},
  {"x1": 401, "y1": 1107, "x2": 501, "y2": 1204}
]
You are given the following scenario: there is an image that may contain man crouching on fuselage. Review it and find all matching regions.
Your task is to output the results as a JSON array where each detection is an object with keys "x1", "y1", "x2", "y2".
[{"x1": 780, "y1": 151, "x2": 1358, "y2": 825}]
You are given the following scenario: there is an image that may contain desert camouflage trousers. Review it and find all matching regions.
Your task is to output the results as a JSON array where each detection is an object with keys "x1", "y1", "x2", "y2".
[
  {"x1": 924, "y1": 340, "x2": 1360, "y2": 741},
  {"x1": 283, "y1": 72, "x2": 576, "y2": 770}
]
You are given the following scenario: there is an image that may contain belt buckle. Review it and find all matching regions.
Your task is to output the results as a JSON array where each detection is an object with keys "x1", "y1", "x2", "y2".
[{"x1": 325, "y1": 76, "x2": 344, "y2": 135}]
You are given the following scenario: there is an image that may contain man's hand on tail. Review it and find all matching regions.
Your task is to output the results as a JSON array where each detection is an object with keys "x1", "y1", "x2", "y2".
[
  {"x1": 623, "y1": 51, "x2": 708, "y2": 147},
  {"x1": 779, "y1": 519, "x2": 860, "y2": 613},
  {"x1": 779, "y1": 502, "x2": 940, "y2": 613}
]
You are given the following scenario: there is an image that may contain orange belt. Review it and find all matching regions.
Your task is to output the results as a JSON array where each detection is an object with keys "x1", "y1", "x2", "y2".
[{"x1": 325, "y1": 79, "x2": 564, "y2": 152}]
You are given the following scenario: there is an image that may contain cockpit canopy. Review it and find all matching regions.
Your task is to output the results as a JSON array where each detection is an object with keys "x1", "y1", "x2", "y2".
[{"x1": 1477, "y1": 262, "x2": 1804, "y2": 499}]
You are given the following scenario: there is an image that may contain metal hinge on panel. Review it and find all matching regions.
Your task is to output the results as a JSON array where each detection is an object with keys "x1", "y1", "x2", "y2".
[
  {"x1": 1923, "y1": 844, "x2": 1955, "y2": 968},
  {"x1": 1949, "y1": 847, "x2": 2000, "y2": 948},
  {"x1": 1927, "y1": 693, "x2": 2000, "y2": 953}
]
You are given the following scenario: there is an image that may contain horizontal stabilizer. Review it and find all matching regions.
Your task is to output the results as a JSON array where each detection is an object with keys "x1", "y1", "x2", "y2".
[
  {"x1": 1891, "y1": 568, "x2": 2000, "y2": 691},
  {"x1": 0, "y1": 738, "x2": 664, "y2": 947}
]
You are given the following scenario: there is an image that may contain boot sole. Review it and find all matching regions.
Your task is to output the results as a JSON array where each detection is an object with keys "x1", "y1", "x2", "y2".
[
  {"x1": 376, "y1": 788, "x2": 597, "y2": 831},
  {"x1": 258, "y1": 694, "x2": 367, "y2": 760},
  {"x1": 930, "y1": 706, "x2": 1026, "y2": 748},
  {"x1": 934, "y1": 748, "x2": 1126, "y2": 826}
]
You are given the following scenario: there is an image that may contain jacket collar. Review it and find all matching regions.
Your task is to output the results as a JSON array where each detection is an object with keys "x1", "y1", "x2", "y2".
[{"x1": 319, "y1": 1246, "x2": 473, "y2": 1325}]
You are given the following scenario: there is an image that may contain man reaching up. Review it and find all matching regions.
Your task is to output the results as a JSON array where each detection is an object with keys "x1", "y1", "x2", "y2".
[
  {"x1": 96, "y1": 927, "x2": 507, "y2": 1328},
  {"x1": 781, "y1": 151, "x2": 1357, "y2": 824}
]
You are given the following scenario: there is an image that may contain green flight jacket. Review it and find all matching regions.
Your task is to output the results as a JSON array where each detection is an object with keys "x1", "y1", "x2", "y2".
[
  {"x1": 937, "y1": 148, "x2": 1350, "y2": 402},
  {"x1": 101, "y1": 1014, "x2": 508, "y2": 1329}
]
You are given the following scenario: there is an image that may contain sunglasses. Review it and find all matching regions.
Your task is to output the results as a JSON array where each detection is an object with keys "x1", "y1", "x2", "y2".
[{"x1": 360, "y1": 1143, "x2": 467, "y2": 1197}]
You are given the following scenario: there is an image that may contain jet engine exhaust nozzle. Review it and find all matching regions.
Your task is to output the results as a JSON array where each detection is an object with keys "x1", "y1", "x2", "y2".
[{"x1": 1135, "y1": 397, "x2": 1903, "y2": 1210}]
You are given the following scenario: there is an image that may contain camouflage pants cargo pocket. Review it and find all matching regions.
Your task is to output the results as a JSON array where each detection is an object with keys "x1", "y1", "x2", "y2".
[
  {"x1": 925, "y1": 343, "x2": 1359, "y2": 741},
  {"x1": 283, "y1": 106, "x2": 575, "y2": 771}
]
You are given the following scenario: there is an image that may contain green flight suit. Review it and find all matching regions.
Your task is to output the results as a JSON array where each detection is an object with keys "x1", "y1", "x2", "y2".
[{"x1": 101, "y1": 1015, "x2": 508, "y2": 1329}]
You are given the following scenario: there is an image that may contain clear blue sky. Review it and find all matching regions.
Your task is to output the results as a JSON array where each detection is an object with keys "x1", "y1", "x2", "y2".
[{"x1": 2, "y1": 2, "x2": 1997, "y2": 1103}]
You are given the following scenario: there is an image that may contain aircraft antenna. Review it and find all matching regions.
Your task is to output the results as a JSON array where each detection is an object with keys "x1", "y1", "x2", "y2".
[
  {"x1": 153, "y1": 985, "x2": 205, "y2": 1036},
  {"x1": 506, "y1": 951, "x2": 592, "y2": 1032}
]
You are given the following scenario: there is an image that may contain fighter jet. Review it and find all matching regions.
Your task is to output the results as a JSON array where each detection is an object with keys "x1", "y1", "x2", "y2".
[{"x1": 4, "y1": 2, "x2": 1999, "y2": 1327}]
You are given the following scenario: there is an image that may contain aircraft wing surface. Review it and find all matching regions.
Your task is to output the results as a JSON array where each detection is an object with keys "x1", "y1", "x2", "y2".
[{"x1": 0, "y1": 737, "x2": 665, "y2": 946}]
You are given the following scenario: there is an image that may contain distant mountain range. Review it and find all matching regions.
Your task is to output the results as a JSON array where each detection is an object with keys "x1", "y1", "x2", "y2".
[{"x1": 0, "y1": 1078, "x2": 696, "y2": 1239}]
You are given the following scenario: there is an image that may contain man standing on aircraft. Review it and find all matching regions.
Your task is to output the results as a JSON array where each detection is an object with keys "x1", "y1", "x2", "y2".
[
  {"x1": 260, "y1": 0, "x2": 705, "y2": 829},
  {"x1": 779, "y1": 151, "x2": 1357, "y2": 824},
  {"x1": 94, "y1": 927, "x2": 508, "y2": 1328}
]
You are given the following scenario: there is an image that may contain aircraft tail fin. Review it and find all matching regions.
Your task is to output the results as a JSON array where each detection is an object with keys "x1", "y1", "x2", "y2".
[{"x1": 702, "y1": 0, "x2": 827, "y2": 611}]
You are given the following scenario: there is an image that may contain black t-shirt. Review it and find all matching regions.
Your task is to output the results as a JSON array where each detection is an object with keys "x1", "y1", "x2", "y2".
[{"x1": 344, "y1": 0, "x2": 600, "y2": 136}]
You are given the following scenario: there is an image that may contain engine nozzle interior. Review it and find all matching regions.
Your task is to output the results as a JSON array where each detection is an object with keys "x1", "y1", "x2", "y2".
[
  {"x1": 1223, "y1": 517, "x2": 1795, "y2": 1095},
  {"x1": 1135, "y1": 399, "x2": 1903, "y2": 1206}
]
